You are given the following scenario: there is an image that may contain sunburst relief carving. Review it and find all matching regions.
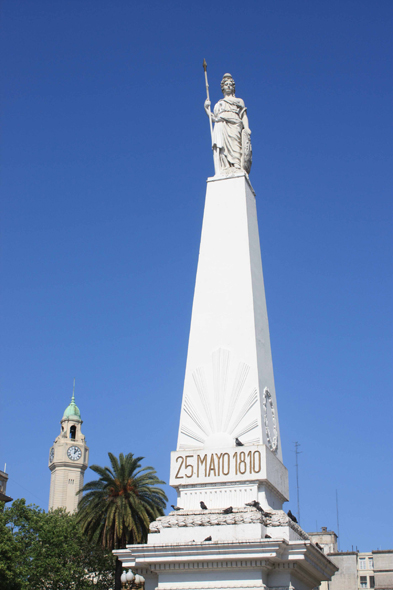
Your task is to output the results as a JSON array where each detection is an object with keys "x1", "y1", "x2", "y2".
[{"x1": 179, "y1": 348, "x2": 261, "y2": 449}]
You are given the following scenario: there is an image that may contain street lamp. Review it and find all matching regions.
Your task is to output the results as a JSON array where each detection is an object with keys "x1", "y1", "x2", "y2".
[
  {"x1": 134, "y1": 574, "x2": 145, "y2": 587},
  {"x1": 120, "y1": 569, "x2": 145, "y2": 589}
]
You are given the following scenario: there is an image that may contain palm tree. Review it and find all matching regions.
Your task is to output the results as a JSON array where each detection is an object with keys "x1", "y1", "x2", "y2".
[{"x1": 76, "y1": 452, "x2": 167, "y2": 590}]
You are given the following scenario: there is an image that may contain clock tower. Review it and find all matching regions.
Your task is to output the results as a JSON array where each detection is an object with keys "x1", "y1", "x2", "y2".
[{"x1": 48, "y1": 382, "x2": 89, "y2": 513}]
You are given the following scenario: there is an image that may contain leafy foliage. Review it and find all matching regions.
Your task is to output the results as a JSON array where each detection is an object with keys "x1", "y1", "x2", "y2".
[
  {"x1": 0, "y1": 499, "x2": 115, "y2": 590},
  {"x1": 0, "y1": 505, "x2": 20, "y2": 590},
  {"x1": 76, "y1": 452, "x2": 167, "y2": 550},
  {"x1": 0, "y1": 454, "x2": 166, "y2": 590}
]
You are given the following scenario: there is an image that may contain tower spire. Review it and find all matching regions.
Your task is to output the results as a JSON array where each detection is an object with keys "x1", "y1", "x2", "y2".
[{"x1": 62, "y1": 379, "x2": 81, "y2": 422}]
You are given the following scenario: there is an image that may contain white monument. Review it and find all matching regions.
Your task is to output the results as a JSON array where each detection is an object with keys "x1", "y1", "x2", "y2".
[
  {"x1": 115, "y1": 68, "x2": 337, "y2": 590},
  {"x1": 48, "y1": 381, "x2": 89, "y2": 512}
]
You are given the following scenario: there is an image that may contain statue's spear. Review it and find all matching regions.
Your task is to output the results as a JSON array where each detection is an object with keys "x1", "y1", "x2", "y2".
[{"x1": 203, "y1": 59, "x2": 214, "y2": 145}]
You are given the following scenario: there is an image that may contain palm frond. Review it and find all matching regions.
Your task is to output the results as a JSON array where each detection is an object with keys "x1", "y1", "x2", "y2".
[{"x1": 77, "y1": 451, "x2": 167, "y2": 550}]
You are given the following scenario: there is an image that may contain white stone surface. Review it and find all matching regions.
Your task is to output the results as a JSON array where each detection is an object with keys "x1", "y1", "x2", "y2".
[
  {"x1": 170, "y1": 444, "x2": 288, "y2": 510},
  {"x1": 115, "y1": 173, "x2": 338, "y2": 589},
  {"x1": 171, "y1": 445, "x2": 283, "y2": 486},
  {"x1": 147, "y1": 507, "x2": 308, "y2": 546},
  {"x1": 174, "y1": 173, "x2": 286, "y2": 513},
  {"x1": 115, "y1": 537, "x2": 338, "y2": 590},
  {"x1": 177, "y1": 174, "x2": 282, "y2": 461}
]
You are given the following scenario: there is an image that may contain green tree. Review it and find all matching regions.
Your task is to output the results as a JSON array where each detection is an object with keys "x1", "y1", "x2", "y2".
[
  {"x1": 0, "y1": 503, "x2": 21, "y2": 590},
  {"x1": 76, "y1": 452, "x2": 167, "y2": 589},
  {"x1": 0, "y1": 499, "x2": 115, "y2": 590}
]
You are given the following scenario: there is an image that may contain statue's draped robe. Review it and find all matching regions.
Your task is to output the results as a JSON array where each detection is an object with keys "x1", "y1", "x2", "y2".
[{"x1": 212, "y1": 97, "x2": 247, "y2": 171}]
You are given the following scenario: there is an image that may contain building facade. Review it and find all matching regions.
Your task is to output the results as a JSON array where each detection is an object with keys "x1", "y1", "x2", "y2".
[
  {"x1": 48, "y1": 386, "x2": 89, "y2": 513},
  {"x1": 372, "y1": 551, "x2": 393, "y2": 590},
  {"x1": 0, "y1": 469, "x2": 12, "y2": 503},
  {"x1": 308, "y1": 528, "x2": 393, "y2": 590}
]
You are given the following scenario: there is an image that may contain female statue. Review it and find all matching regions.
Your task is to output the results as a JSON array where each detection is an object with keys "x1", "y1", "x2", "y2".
[{"x1": 204, "y1": 73, "x2": 252, "y2": 176}]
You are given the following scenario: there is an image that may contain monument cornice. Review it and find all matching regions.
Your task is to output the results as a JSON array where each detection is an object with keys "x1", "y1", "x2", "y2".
[
  {"x1": 114, "y1": 539, "x2": 337, "y2": 582},
  {"x1": 115, "y1": 539, "x2": 287, "y2": 568},
  {"x1": 144, "y1": 584, "x2": 266, "y2": 590}
]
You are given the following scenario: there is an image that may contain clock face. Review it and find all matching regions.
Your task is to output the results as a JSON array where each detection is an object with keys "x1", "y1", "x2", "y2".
[
  {"x1": 67, "y1": 446, "x2": 82, "y2": 461},
  {"x1": 49, "y1": 448, "x2": 54, "y2": 463}
]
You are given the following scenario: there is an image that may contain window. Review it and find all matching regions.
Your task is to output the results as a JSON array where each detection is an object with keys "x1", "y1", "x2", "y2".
[
  {"x1": 68, "y1": 479, "x2": 74, "y2": 485},
  {"x1": 368, "y1": 557, "x2": 374, "y2": 569},
  {"x1": 70, "y1": 425, "x2": 76, "y2": 440},
  {"x1": 359, "y1": 558, "x2": 366, "y2": 570},
  {"x1": 370, "y1": 576, "x2": 375, "y2": 588},
  {"x1": 360, "y1": 576, "x2": 367, "y2": 588}
]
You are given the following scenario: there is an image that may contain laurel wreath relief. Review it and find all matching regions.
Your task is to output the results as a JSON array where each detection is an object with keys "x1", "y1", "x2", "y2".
[{"x1": 262, "y1": 388, "x2": 278, "y2": 453}]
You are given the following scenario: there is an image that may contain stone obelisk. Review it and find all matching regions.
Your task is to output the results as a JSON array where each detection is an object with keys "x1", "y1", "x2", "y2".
[
  {"x1": 171, "y1": 170, "x2": 288, "y2": 512},
  {"x1": 115, "y1": 70, "x2": 337, "y2": 590}
]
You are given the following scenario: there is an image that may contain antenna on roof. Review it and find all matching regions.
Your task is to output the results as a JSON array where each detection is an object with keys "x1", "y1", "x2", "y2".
[
  {"x1": 294, "y1": 442, "x2": 302, "y2": 524},
  {"x1": 336, "y1": 489, "x2": 340, "y2": 551}
]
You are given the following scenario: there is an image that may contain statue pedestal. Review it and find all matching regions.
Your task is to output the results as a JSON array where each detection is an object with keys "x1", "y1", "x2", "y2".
[{"x1": 114, "y1": 175, "x2": 337, "y2": 589}]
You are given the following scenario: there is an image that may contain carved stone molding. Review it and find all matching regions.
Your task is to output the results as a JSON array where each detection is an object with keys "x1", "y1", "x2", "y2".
[
  {"x1": 156, "y1": 584, "x2": 266, "y2": 590},
  {"x1": 150, "y1": 507, "x2": 264, "y2": 532},
  {"x1": 151, "y1": 559, "x2": 273, "y2": 572},
  {"x1": 149, "y1": 507, "x2": 309, "y2": 540},
  {"x1": 264, "y1": 512, "x2": 309, "y2": 541}
]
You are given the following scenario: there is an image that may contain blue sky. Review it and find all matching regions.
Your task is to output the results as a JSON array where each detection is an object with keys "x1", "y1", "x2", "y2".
[{"x1": 1, "y1": 0, "x2": 392, "y2": 552}]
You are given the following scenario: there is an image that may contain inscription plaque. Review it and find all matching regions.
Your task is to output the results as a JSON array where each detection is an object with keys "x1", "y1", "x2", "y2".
[{"x1": 170, "y1": 444, "x2": 272, "y2": 487}]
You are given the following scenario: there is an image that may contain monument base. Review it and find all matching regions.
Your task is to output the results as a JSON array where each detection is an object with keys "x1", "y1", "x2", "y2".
[{"x1": 114, "y1": 507, "x2": 337, "y2": 590}]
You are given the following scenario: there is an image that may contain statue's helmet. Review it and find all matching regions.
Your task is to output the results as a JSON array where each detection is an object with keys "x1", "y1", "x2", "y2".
[{"x1": 221, "y1": 73, "x2": 235, "y2": 93}]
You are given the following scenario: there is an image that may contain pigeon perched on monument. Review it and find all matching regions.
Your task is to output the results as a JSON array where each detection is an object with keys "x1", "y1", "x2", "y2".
[{"x1": 287, "y1": 510, "x2": 298, "y2": 523}]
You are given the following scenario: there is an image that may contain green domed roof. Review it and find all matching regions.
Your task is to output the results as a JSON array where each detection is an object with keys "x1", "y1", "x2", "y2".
[{"x1": 62, "y1": 381, "x2": 82, "y2": 422}]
